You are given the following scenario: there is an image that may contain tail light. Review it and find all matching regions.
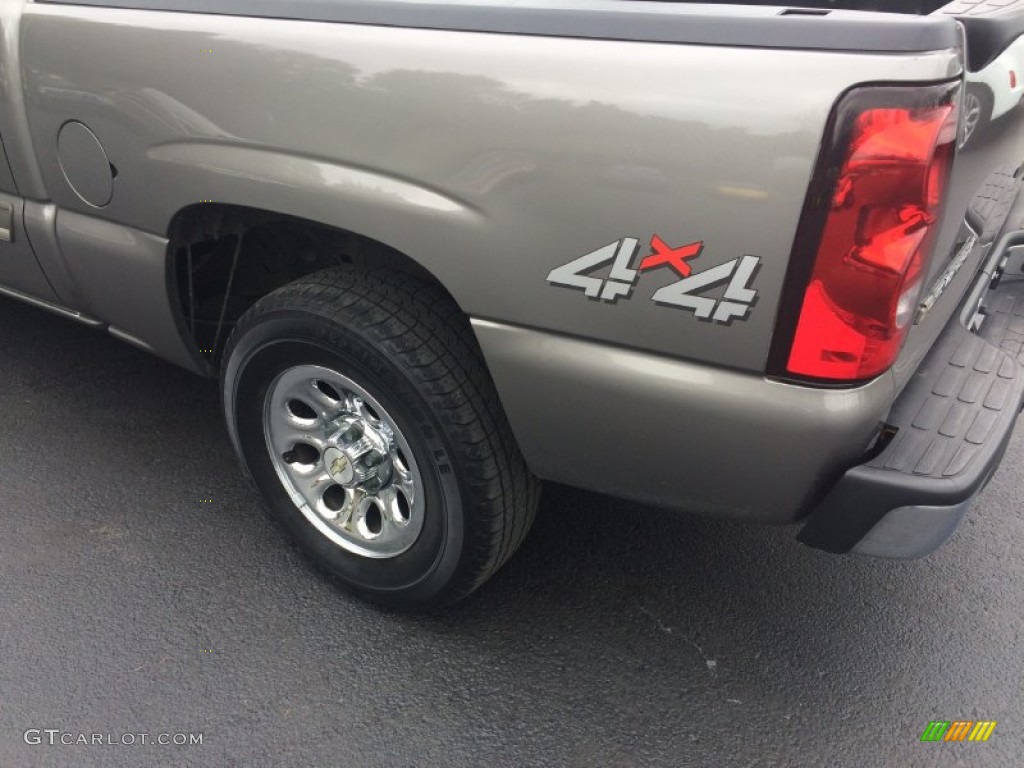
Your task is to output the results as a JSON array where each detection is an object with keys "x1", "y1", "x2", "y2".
[{"x1": 770, "y1": 83, "x2": 960, "y2": 383}]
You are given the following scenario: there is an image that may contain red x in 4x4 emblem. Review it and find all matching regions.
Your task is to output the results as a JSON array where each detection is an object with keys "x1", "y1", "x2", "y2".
[{"x1": 639, "y1": 236, "x2": 703, "y2": 277}]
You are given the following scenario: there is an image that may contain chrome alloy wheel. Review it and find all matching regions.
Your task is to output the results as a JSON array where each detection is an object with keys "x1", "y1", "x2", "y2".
[
  {"x1": 263, "y1": 364, "x2": 424, "y2": 559},
  {"x1": 960, "y1": 91, "x2": 982, "y2": 148}
]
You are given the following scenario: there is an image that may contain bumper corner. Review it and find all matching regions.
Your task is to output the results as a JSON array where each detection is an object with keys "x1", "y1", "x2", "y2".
[{"x1": 798, "y1": 275, "x2": 1024, "y2": 559}]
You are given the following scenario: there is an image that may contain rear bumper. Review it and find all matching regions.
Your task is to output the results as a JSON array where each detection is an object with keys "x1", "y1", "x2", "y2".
[{"x1": 798, "y1": 237, "x2": 1024, "y2": 558}]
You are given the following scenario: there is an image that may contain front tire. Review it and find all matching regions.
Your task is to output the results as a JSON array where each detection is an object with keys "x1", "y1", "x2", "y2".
[{"x1": 221, "y1": 267, "x2": 538, "y2": 608}]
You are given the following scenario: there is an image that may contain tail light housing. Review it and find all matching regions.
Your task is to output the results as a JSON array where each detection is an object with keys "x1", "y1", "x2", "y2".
[{"x1": 770, "y1": 83, "x2": 960, "y2": 384}]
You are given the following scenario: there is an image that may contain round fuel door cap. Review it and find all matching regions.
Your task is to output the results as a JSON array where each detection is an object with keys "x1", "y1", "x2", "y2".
[{"x1": 57, "y1": 121, "x2": 114, "y2": 208}]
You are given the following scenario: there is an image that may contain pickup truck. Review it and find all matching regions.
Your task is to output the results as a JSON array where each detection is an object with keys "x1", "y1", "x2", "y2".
[{"x1": 1, "y1": 0, "x2": 1023, "y2": 607}]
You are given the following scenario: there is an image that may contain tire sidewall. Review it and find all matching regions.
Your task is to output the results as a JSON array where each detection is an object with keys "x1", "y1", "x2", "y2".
[{"x1": 223, "y1": 309, "x2": 465, "y2": 604}]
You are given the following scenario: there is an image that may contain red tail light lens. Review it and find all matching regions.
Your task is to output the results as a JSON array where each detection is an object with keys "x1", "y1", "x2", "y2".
[{"x1": 777, "y1": 84, "x2": 959, "y2": 383}]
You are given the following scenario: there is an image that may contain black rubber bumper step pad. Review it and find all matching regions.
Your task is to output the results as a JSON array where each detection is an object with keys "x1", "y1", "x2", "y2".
[
  {"x1": 967, "y1": 166, "x2": 1022, "y2": 246},
  {"x1": 799, "y1": 281, "x2": 1024, "y2": 553},
  {"x1": 870, "y1": 323, "x2": 1021, "y2": 486},
  {"x1": 979, "y1": 275, "x2": 1024, "y2": 366}
]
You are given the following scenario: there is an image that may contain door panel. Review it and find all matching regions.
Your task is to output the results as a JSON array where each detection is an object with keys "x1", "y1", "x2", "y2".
[
  {"x1": 0, "y1": 138, "x2": 17, "y2": 195},
  {"x1": 0, "y1": 191, "x2": 62, "y2": 303}
]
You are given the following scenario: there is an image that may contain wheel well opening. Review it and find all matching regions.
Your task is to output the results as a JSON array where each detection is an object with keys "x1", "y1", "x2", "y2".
[{"x1": 168, "y1": 203, "x2": 446, "y2": 369}]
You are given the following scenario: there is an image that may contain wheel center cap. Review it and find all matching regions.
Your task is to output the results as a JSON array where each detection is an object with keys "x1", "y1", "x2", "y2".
[
  {"x1": 324, "y1": 417, "x2": 392, "y2": 489},
  {"x1": 325, "y1": 448, "x2": 355, "y2": 485}
]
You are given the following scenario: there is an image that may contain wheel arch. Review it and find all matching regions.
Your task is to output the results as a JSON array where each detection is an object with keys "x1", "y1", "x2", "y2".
[
  {"x1": 966, "y1": 80, "x2": 996, "y2": 111},
  {"x1": 165, "y1": 201, "x2": 472, "y2": 374}
]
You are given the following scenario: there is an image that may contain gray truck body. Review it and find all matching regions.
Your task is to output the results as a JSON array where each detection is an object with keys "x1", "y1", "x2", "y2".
[{"x1": 1, "y1": 0, "x2": 1023, "y2": 556}]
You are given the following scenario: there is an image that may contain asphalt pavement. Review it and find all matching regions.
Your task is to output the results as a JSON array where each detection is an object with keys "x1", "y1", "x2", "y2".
[{"x1": 1, "y1": 295, "x2": 1022, "y2": 768}]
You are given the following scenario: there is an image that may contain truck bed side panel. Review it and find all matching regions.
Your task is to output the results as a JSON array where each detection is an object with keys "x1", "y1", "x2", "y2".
[{"x1": 19, "y1": 6, "x2": 960, "y2": 375}]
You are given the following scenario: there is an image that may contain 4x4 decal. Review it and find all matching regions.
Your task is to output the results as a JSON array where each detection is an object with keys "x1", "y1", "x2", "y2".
[{"x1": 546, "y1": 235, "x2": 761, "y2": 324}]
